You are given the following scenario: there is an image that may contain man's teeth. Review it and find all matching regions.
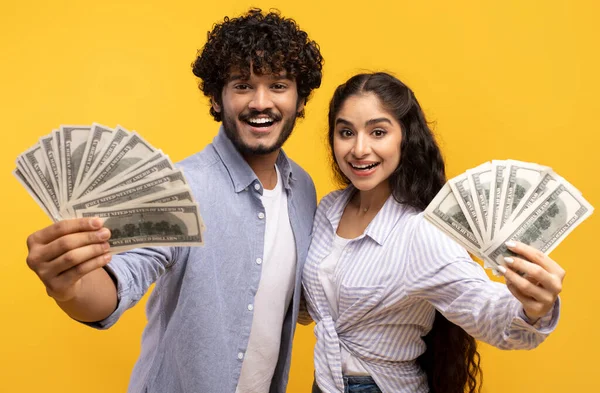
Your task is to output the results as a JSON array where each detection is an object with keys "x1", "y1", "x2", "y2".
[
  {"x1": 248, "y1": 117, "x2": 274, "y2": 124},
  {"x1": 351, "y1": 163, "x2": 379, "y2": 170}
]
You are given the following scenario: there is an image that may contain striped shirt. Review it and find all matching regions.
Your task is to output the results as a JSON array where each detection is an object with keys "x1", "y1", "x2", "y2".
[{"x1": 302, "y1": 187, "x2": 559, "y2": 393}]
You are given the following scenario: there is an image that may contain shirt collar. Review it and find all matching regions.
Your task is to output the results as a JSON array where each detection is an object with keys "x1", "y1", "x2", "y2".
[
  {"x1": 212, "y1": 126, "x2": 295, "y2": 193},
  {"x1": 325, "y1": 186, "x2": 415, "y2": 246}
]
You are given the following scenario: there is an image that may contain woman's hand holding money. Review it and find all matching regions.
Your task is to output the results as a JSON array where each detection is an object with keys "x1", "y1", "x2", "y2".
[{"x1": 499, "y1": 241, "x2": 565, "y2": 323}]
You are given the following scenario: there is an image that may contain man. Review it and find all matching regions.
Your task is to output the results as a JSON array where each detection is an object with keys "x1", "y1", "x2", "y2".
[{"x1": 25, "y1": 9, "x2": 323, "y2": 393}]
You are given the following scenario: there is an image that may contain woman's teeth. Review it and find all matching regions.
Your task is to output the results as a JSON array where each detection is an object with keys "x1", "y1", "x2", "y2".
[{"x1": 350, "y1": 163, "x2": 379, "y2": 170}]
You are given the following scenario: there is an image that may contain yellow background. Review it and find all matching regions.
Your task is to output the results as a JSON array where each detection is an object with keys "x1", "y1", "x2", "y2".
[{"x1": 1, "y1": 1, "x2": 598, "y2": 392}]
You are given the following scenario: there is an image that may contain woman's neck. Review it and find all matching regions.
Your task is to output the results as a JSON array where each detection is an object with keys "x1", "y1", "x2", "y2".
[{"x1": 351, "y1": 183, "x2": 392, "y2": 217}]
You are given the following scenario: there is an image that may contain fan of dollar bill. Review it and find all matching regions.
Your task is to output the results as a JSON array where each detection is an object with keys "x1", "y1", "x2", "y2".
[
  {"x1": 13, "y1": 123, "x2": 205, "y2": 253},
  {"x1": 424, "y1": 160, "x2": 594, "y2": 272}
]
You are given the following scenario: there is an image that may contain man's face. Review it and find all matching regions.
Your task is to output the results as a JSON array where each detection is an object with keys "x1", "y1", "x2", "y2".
[{"x1": 213, "y1": 70, "x2": 305, "y2": 156}]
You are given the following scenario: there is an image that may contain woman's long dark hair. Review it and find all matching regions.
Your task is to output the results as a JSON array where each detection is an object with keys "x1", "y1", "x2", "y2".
[{"x1": 327, "y1": 72, "x2": 482, "y2": 393}]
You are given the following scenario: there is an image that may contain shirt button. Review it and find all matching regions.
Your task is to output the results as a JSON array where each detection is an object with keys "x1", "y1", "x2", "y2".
[
  {"x1": 254, "y1": 183, "x2": 261, "y2": 191},
  {"x1": 237, "y1": 352, "x2": 244, "y2": 360},
  {"x1": 247, "y1": 304, "x2": 254, "y2": 311},
  {"x1": 256, "y1": 258, "x2": 262, "y2": 265},
  {"x1": 258, "y1": 212, "x2": 265, "y2": 219}
]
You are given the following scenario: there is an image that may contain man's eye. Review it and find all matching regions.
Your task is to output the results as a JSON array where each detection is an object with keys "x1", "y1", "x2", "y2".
[
  {"x1": 272, "y1": 83, "x2": 287, "y2": 90},
  {"x1": 234, "y1": 84, "x2": 250, "y2": 90}
]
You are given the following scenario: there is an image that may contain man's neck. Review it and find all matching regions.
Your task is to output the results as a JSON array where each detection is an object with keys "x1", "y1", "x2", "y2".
[{"x1": 243, "y1": 150, "x2": 280, "y2": 190}]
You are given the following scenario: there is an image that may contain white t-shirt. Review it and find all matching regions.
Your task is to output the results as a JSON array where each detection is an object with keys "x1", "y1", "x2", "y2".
[
  {"x1": 236, "y1": 166, "x2": 297, "y2": 393},
  {"x1": 318, "y1": 234, "x2": 369, "y2": 376}
]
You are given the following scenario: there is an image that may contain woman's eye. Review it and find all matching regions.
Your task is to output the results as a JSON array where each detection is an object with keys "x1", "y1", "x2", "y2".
[
  {"x1": 339, "y1": 129, "x2": 353, "y2": 138},
  {"x1": 372, "y1": 129, "x2": 386, "y2": 137}
]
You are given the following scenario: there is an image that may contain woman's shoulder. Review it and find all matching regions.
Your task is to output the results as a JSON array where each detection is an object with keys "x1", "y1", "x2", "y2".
[{"x1": 317, "y1": 188, "x2": 347, "y2": 211}]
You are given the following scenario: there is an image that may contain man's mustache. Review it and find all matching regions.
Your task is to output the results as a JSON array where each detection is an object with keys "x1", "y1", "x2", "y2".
[{"x1": 239, "y1": 110, "x2": 282, "y2": 122}]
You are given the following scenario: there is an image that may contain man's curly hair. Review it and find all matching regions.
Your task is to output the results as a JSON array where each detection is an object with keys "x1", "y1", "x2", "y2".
[{"x1": 192, "y1": 8, "x2": 324, "y2": 121}]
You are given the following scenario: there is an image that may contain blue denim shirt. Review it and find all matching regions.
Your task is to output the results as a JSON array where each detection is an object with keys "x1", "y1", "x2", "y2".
[{"x1": 89, "y1": 127, "x2": 317, "y2": 393}]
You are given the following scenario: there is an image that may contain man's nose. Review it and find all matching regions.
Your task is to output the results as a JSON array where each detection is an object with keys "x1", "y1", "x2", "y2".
[{"x1": 248, "y1": 86, "x2": 274, "y2": 111}]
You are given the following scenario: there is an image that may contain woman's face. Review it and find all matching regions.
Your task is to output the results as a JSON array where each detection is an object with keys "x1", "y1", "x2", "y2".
[{"x1": 333, "y1": 93, "x2": 403, "y2": 194}]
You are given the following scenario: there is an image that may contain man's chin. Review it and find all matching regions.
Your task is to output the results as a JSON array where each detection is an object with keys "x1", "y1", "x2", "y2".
[{"x1": 238, "y1": 142, "x2": 281, "y2": 156}]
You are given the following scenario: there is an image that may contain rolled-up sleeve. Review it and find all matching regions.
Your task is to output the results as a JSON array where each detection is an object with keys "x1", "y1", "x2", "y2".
[
  {"x1": 84, "y1": 246, "x2": 186, "y2": 329},
  {"x1": 407, "y1": 218, "x2": 560, "y2": 350}
]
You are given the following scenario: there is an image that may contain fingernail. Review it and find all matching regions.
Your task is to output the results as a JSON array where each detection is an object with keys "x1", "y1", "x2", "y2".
[
  {"x1": 504, "y1": 257, "x2": 514, "y2": 264},
  {"x1": 104, "y1": 253, "x2": 112, "y2": 262},
  {"x1": 497, "y1": 265, "x2": 507, "y2": 275},
  {"x1": 98, "y1": 228, "x2": 110, "y2": 240},
  {"x1": 102, "y1": 242, "x2": 110, "y2": 251},
  {"x1": 91, "y1": 218, "x2": 102, "y2": 229},
  {"x1": 505, "y1": 241, "x2": 516, "y2": 248}
]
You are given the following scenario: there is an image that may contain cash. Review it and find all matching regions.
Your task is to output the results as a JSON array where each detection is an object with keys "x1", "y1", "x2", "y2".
[
  {"x1": 424, "y1": 160, "x2": 593, "y2": 272},
  {"x1": 14, "y1": 123, "x2": 205, "y2": 253}
]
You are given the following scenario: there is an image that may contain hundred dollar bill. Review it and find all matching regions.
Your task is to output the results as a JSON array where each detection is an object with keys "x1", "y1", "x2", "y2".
[
  {"x1": 467, "y1": 162, "x2": 492, "y2": 241},
  {"x1": 67, "y1": 169, "x2": 188, "y2": 217},
  {"x1": 76, "y1": 131, "x2": 156, "y2": 198},
  {"x1": 508, "y1": 170, "x2": 561, "y2": 223},
  {"x1": 495, "y1": 160, "x2": 547, "y2": 234},
  {"x1": 448, "y1": 172, "x2": 485, "y2": 245},
  {"x1": 483, "y1": 182, "x2": 594, "y2": 268},
  {"x1": 91, "y1": 151, "x2": 171, "y2": 195},
  {"x1": 135, "y1": 187, "x2": 195, "y2": 205},
  {"x1": 21, "y1": 143, "x2": 61, "y2": 212},
  {"x1": 486, "y1": 161, "x2": 507, "y2": 243},
  {"x1": 52, "y1": 129, "x2": 63, "y2": 202},
  {"x1": 74, "y1": 126, "x2": 130, "y2": 196},
  {"x1": 13, "y1": 168, "x2": 59, "y2": 221},
  {"x1": 77, "y1": 204, "x2": 204, "y2": 253},
  {"x1": 60, "y1": 125, "x2": 92, "y2": 202},
  {"x1": 135, "y1": 187, "x2": 205, "y2": 231},
  {"x1": 73, "y1": 123, "x2": 114, "y2": 192},
  {"x1": 423, "y1": 183, "x2": 482, "y2": 256},
  {"x1": 39, "y1": 133, "x2": 63, "y2": 206}
]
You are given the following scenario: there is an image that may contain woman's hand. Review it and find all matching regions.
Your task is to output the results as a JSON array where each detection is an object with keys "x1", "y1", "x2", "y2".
[{"x1": 499, "y1": 241, "x2": 565, "y2": 323}]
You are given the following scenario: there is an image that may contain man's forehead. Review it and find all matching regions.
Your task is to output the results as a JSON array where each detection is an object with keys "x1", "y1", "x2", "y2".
[{"x1": 226, "y1": 68, "x2": 293, "y2": 81}]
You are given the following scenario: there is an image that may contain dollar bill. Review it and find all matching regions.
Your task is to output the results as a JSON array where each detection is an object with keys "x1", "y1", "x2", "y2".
[
  {"x1": 13, "y1": 168, "x2": 59, "y2": 221},
  {"x1": 75, "y1": 131, "x2": 156, "y2": 198},
  {"x1": 74, "y1": 126, "x2": 131, "y2": 196},
  {"x1": 483, "y1": 181, "x2": 593, "y2": 268},
  {"x1": 77, "y1": 204, "x2": 204, "y2": 253},
  {"x1": 68, "y1": 169, "x2": 188, "y2": 217},
  {"x1": 448, "y1": 172, "x2": 485, "y2": 245},
  {"x1": 467, "y1": 162, "x2": 492, "y2": 241},
  {"x1": 495, "y1": 160, "x2": 547, "y2": 234},
  {"x1": 60, "y1": 125, "x2": 92, "y2": 202},
  {"x1": 73, "y1": 123, "x2": 114, "y2": 192},
  {"x1": 39, "y1": 133, "x2": 63, "y2": 206},
  {"x1": 135, "y1": 187, "x2": 205, "y2": 231},
  {"x1": 423, "y1": 183, "x2": 482, "y2": 255},
  {"x1": 91, "y1": 151, "x2": 171, "y2": 195},
  {"x1": 485, "y1": 160, "x2": 507, "y2": 243},
  {"x1": 21, "y1": 143, "x2": 61, "y2": 212},
  {"x1": 508, "y1": 170, "x2": 560, "y2": 223}
]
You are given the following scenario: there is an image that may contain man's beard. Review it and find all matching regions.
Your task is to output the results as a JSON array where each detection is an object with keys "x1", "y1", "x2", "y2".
[{"x1": 222, "y1": 108, "x2": 298, "y2": 156}]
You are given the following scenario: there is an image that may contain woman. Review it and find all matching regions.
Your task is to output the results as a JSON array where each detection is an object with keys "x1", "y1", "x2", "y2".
[{"x1": 302, "y1": 72, "x2": 564, "y2": 393}]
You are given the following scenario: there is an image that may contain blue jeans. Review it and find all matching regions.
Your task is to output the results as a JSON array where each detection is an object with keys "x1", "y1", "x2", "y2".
[{"x1": 312, "y1": 375, "x2": 382, "y2": 393}]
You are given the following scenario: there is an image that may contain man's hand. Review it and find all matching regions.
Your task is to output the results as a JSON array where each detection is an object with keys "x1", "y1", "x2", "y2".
[{"x1": 26, "y1": 217, "x2": 112, "y2": 303}]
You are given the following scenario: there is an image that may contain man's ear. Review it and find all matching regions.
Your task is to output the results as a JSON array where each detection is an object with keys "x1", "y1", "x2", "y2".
[
  {"x1": 297, "y1": 97, "x2": 306, "y2": 114},
  {"x1": 211, "y1": 97, "x2": 222, "y2": 113}
]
